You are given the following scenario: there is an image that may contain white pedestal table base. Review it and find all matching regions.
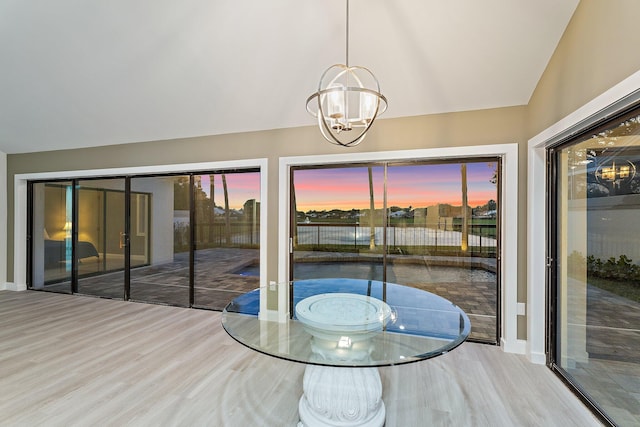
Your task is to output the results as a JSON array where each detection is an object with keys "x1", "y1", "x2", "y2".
[{"x1": 297, "y1": 364, "x2": 385, "y2": 427}]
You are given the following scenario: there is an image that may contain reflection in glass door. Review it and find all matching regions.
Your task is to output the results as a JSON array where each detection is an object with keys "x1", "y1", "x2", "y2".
[
  {"x1": 291, "y1": 159, "x2": 500, "y2": 343},
  {"x1": 76, "y1": 179, "x2": 126, "y2": 299},
  {"x1": 550, "y1": 109, "x2": 640, "y2": 426},
  {"x1": 193, "y1": 171, "x2": 261, "y2": 310},
  {"x1": 385, "y1": 162, "x2": 499, "y2": 343},
  {"x1": 29, "y1": 167, "x2": 261, "y2": 311},
  {"x1": 129, "y1": 176, "x2": 189, "y2": 307},
  {"x1": 291, "y1": 165, "x2": 385, "y2": 282},
  {"x1": 30, "y1": 181, "x2": 74, "y2": 293}
]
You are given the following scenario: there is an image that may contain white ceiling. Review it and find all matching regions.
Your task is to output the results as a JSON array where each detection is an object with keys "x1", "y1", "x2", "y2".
[{"x1": 0, "y1": 0, "x2": 579, "y2": 154}]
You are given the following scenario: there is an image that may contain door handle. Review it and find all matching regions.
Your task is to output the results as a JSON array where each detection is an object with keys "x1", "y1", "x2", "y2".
[{"x1": 119, "y1": 232, "x2": 128, "y2": 248}]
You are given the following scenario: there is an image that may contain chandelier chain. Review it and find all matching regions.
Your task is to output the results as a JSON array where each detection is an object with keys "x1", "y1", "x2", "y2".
[
  {"x1": 305, "y1": 0, "x2": 386, "y2": 147},
  {"x1": 346, "y1": 0, "x2": 350, "y2": 67}
]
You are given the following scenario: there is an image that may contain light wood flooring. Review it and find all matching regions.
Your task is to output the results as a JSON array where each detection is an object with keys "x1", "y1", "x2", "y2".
[{"x1": 0, "y1": 290, "x2": 602, "y2": 427}]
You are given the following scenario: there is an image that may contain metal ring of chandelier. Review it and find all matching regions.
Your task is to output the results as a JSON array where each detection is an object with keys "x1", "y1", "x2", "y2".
[{"x1": 306, "y1": 63, "x2": 387, "y2": 147}]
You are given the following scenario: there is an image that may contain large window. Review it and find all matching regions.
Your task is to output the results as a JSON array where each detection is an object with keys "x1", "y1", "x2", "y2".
[
  {"x1": 291, "y1": 159, "x2": 500, "y2": 343},
  {"x1": 550, "y1": 109, "x2": 640, "y2": 426},
  {"x1": 28, "y1": 169, "x2": 261, "y2": 312}
]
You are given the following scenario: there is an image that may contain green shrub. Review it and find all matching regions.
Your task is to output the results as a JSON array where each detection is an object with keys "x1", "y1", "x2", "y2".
[{"x1": 582, "y1": 253, "x2": 640, "y2": 285}]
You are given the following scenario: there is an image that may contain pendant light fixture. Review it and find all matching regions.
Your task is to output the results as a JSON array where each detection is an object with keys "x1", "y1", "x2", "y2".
[{"x1": 306, "y1": 0, "x2": 387, "y2": 147}]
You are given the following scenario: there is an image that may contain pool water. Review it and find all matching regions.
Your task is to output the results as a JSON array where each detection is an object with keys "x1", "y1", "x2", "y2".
[
  {"x1": 235, "y1": 261, "x2": 495, "y2": 283},
  {"x1": 233, "y1": 260, "x2": 498, "y2": 344}
]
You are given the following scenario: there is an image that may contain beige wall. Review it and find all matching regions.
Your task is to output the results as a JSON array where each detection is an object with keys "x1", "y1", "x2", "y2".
[
  {"x1": 6, "y1": 106, "x2": 527, "y2": 286},
  {"x1": 523, "y1": 0, "x2": 640, "y2": 338},
  {"x1": 6, "y1": 0, "x2": 640, "y2": 342},
  {"x1": 528, "y1": 0, "x2": 640, "y2": 136}
]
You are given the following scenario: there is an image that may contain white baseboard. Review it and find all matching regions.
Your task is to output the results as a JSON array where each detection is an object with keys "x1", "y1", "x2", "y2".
[
  {"x1": 528, "y1": 350, "x2": 547, "y2": 365},
  {"x1": 501, "y1": 337, "x2": 527, "y2": 355},
  {"x1": 2, "y1": 282, "x2": 27, "y2": 291}
]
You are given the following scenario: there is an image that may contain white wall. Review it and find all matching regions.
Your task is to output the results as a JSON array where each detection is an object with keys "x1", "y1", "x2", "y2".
[
  {"x1": 585, "y1": 194, "x2": 640, "y2": 262},
  {"x1": 131, "y1": 177, "x2": 174, "y2": 264}
]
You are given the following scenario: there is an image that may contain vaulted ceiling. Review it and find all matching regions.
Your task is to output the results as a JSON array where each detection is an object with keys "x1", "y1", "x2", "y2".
[{"x1": 0, "y1": 0, "x2": 579, "y2": 154}]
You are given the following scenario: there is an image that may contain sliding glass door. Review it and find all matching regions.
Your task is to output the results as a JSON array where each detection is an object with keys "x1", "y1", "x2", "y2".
[
  {"x1": 550, "y1": 109, "x2": 640, "y2": 426},
  {"x1": 73, "y1": 179, "x2": 127, "y2": 299},
  {"x1": 30, "y1": 181, "x2": 74, "y2": 293},
  {"x1": 28, "y1": 168, "x2": 260, "y2": 312},
  {"x1": 290, "y1": 158, "x2": 500, "y2": 343},
  {"x1": 29, "y1": 179, "x2": 133, "y2": 298},
  {"x1": 193, "y1": 171, "x2": 261, "y2": 310},
  {"x1": 291, "y1": 165, "x2": 385, "y2": 282},
  {"x1": 385, "y1": 162, "x2": 499, "y2": 342},
  {"x1": 129, "y1": 175, "x2": 190, "y2": 307}
]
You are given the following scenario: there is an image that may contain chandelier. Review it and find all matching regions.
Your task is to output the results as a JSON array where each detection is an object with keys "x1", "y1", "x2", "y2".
[
  {"x1": 306, "y1": 0, "x2": 387, "y2": 147},
  {"x1": 595, "y1": 159, "x2": 636, "y2": 184}
]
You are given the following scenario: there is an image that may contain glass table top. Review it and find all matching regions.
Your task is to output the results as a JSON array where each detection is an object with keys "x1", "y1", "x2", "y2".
[{"x1": 222, "y1": 278, "x2": 471, "y2": 368}]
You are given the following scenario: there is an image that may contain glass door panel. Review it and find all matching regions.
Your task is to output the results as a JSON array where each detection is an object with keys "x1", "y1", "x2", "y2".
[
  {"x1": 290, "y1": 160, "x2": 500, "y2": 344},
  {"x1": 291, "y1": 165, "x2": 385, "y2": 281},
  {"x1": 30, "y1": 169, "x2": 261, "y2": 310},
  {"x1": 129, "y1": 176, "x2": 189, "y2": 307},
  {"x1": 386, "y1": 161, "x2": 499, "y2": 343},
  {"x1": 193, "y1": 171, "x2": 261, "y2": 310},
  {"x1": 30, "y1": 181, "x2": 74, "y2": 293},
  {"x1": 552, "y1": 111, "x2": 640, "y2": 426},
  {"x1": 76, "y1": 179, "x2": 126, "y2": 299}
]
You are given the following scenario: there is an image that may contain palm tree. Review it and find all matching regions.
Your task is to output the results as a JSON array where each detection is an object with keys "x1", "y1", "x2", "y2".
[
  {"x1": 460, "y1": 163, "x2": 469, "y2": 253},
  {"x1": 292, "y1": 180, "x2": 298, "y2": 247},
  {"x1": 222, "y1": 174, "x2": 231, "y2": 245},
  {"x1": 368, "y1": 167, "x2": 376, "y2": 250},
  {"x1": 209, "y1": 175, "x2": 215, "y2": 246}
]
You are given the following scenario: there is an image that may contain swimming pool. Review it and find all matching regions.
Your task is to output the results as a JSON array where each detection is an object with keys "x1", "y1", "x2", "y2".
[
  {"x1": 233, "y1": 259, "x2": 497, "y2": 343},
  {"x1": 235, "y1": 260, "x2": 495, "y2": 283}
]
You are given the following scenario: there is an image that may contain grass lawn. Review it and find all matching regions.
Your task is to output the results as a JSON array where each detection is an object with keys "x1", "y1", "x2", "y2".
[{"x1": 589, "y1": 276, "x2": 640, "y2": 303}]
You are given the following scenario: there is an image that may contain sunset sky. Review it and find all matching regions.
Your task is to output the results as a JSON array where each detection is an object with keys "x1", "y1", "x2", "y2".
[
  {"x1": 293, "y1": 162, "x2": 497, "y2": 211},
  {"x1": 199, "y1": 172, "x2": 260, "y2": 209},
  {"x1": 192, "y1": 162, "x2": 497, "y2": 211}
]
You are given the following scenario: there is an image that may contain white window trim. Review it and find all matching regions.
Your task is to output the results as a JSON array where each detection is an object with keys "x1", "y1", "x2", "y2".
[
  {"x1": 12, "y1": 159, "x2": 269, "y2": 300},
  {"x1": 0, "y1": 151, "x2": 6, "y2": 290},
  {"x1": 279, "y1": 144, "x2": 521, "y2": 354},
  {"x1": 527, "y1": 70, "x2": 640, "y2": 364}
]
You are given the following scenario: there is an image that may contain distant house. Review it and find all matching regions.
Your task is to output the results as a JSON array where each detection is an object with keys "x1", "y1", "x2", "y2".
[
  {"x1": 243, "y1": 199, "x2": 260, "y2": 222},
  {"x1": 414, "y1": 203, "x2": 472, "y2": 230},
  {"x1": 389, "y1": 210, "x2": 408, "y2": 218}
]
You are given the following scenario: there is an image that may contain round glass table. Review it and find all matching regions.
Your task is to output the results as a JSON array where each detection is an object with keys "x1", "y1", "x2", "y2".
[{"x1": 222, "y1": 278, "x2": 470, "y2": 427}]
